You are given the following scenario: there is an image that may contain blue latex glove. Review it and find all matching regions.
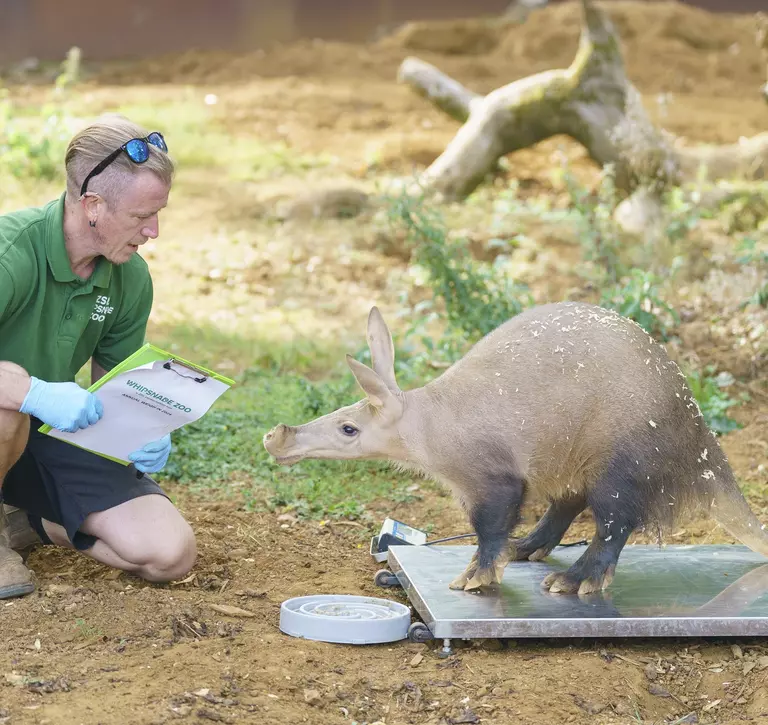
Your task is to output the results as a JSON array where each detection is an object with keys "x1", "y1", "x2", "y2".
[
  {"x1": 19, "y1": 377, "x2": 103, "y2": 433},
  {"x1": 128, "y1": 434, "x2": 172, "y2": 473}
]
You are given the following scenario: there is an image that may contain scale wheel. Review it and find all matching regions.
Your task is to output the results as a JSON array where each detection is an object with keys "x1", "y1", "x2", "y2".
[
  {"x1": 373, "y1": 569, "x2": 400, "y2": 588},
  {"x1": 407, "y1": 622, "x2": 434, "y2": 643}
]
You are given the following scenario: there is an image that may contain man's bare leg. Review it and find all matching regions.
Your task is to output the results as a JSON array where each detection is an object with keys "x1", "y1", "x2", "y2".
[
  {"x1": 41, "y1": 493, "x2": 197, "y2": 583},
  {"x1": 0, "y1": 403, "x2": 34, "y2": 599}
]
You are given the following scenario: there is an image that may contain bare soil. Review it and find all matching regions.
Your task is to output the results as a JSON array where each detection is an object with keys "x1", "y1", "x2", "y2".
[{"x1": 2, "y1": 2, "x2": 768, "y2": 723}]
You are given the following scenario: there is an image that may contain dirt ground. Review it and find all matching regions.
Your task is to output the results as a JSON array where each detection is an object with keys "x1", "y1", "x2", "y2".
[{"x1": 2, "y1": 2, "x2": 768, "y2": 723}]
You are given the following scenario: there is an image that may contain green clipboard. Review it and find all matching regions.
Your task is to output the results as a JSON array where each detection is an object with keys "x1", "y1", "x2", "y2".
[{"x1": 38, "y1": 343, "x2": 236, "y2": 463}]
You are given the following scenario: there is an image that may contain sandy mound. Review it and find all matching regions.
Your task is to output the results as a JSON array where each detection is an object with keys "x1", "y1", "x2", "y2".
[{"x1": 92, "y1": 1, "x2": 764, "y2": 100}]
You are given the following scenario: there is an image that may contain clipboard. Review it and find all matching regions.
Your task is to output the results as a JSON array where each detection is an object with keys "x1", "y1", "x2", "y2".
[{"x1": 39, "y1": 343, "x2": 236, "y2": 464}]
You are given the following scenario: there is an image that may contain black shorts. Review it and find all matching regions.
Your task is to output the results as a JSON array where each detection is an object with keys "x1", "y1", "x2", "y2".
[{"x1": 2, "y1": 418, "x2": 168, "y2": 551}]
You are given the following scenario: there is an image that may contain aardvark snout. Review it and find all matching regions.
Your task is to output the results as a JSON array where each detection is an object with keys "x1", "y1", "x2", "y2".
[{"x1": 263, "y1": 423, "x2": 296, "y2": 456}]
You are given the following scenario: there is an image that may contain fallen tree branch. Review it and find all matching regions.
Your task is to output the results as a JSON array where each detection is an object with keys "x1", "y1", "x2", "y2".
[
  {"x1": 399, "y1": 0, "x2": 765, "y2": 202},
  {"x1": 397, "y1": 57, "x2": 481, "y2": 123}
]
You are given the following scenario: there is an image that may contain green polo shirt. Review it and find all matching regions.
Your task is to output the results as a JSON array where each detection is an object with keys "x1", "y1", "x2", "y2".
[{"x1": 0, "y1": 193, "x2": 153, "y2": 382}]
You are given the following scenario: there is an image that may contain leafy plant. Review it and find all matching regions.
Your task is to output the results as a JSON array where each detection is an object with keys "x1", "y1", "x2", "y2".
[
  {"x1": 384, "y1": 189, "x2": 533, "y2": 365},
  {"x1": 685, "y1": 366, "x2": 746, "y2": 435},
  {"x1": 561, "y1": 162, "x2": 626, "y2": 284},
  {"x1": 599, "y1": 268, "x2": 680, "y2": 340},
  {"x1": 735, "y1": 236, "x2": 768, "y2": 308}
]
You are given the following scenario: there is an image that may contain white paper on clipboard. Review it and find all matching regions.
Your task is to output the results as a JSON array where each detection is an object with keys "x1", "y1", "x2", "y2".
[{"x1": 47, "y1": 359, "x2": 231, "y2": 464}]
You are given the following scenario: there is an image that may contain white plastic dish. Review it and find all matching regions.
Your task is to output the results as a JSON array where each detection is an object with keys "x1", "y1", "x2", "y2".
[{"x1": 280, "y1": 594, "x2": 411, "y2": 644}]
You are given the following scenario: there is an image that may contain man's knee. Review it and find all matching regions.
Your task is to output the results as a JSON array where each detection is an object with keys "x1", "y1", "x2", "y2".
[
  {"x1": 0, "y1": 363, "x2": 30, "y2": 479},
  {"x1": 145, "y1": 521, "x2": 197, "y2": 581}
]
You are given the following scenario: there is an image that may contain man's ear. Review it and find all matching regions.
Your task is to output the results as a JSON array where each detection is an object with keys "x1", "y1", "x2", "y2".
[{"x1": 80, "y1": 192, "x2": 102, "y2": 227}]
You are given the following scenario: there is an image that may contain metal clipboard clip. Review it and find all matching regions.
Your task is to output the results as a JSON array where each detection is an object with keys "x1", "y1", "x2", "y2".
[{"x1": 161, "y1": 358, "x2": 208, "y2": 384}]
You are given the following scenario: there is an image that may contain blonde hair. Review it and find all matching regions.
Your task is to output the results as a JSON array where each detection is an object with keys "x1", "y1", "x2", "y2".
[{"x1": 65, "y1": 114, "x2": 175, "y2": 202}]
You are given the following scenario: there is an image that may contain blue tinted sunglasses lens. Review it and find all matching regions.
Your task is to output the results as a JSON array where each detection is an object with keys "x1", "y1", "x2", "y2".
[
  {"x1": 125, "y1": 139, "x2": 150, "y2": 163},
  {"x1": 147, "y1": 132, "x2": 168, "y2": 152}
]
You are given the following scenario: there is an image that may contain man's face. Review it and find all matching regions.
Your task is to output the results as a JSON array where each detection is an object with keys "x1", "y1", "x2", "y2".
[{"x1": 95, "y1": 171, "x2": 170, "y2": 265}]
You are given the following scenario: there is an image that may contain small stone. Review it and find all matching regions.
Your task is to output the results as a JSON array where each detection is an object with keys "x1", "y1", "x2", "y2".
[
  {"x1": 491, "y1": 686, "x2": 504, "y2": 696},
  {"x1": 675, "y1": 714, "x2": 698, "y2": 724},
  {"x1": 644, "y1": 663, "x2": 657, "y2": 681},
  {"x1": 303, "y1": 689, "x2": 321, "y2": 706},
  {"x1": 648, "y1": 684, "x2": 672, "y2": 698},
  {"x1": 613, "y1": 700, "x2": 631, "y2": 716},
  {"x1": 476, "y1": 686, "x2": 489, "y2": 697},
  {"x1": 731, "y1": 644, "x2": 743, "y2": 659},
  {"x1": 227, "y1": 548, "x2": 248, "y2": 560},
  {"x1": 482, "y1": 639, "x2": 504, "y2": 651},
  {"x1": 745, "y1": 661, "x2": 757, "y2": 675}
]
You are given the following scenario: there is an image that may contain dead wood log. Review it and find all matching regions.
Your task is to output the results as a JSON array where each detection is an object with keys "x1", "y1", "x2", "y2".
[{"x1": 398, "y1": 0, "x2": 766, "y2": 202}]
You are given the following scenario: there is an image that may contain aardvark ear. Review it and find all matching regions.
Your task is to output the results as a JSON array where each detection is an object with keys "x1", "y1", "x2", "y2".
[
  {"x1": 346, "y1": 354, "x2": 401, "y2": 416},
  {"x1": 366, "y1": 306, "x2": 399, "y2": 392}
]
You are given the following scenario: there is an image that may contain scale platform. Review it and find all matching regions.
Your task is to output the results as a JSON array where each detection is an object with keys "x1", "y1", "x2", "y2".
[{"x1": 387, "y1": 544, "x2": 768, "y2": 640}]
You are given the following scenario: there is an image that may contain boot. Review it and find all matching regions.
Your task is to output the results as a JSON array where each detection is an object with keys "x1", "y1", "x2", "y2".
[
  {"x1": 0, "y1": 503, "x2": 35, "y2": 599},
  {"x1": 4, "y1": 504, "x2": 42, "y2": 556}
]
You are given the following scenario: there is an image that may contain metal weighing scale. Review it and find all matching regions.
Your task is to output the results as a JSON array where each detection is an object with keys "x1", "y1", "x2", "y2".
[{"x1": 374, "y1": 542, "x2": 768, "y2": 656}]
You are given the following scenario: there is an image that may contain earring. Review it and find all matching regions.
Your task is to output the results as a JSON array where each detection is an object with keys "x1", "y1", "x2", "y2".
[{"x1": 89, "y1": 220, "x2": 97, "y2": 228}]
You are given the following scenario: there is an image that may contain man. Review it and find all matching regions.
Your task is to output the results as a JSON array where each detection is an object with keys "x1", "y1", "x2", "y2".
[{"x1": 0, "y1": 115, "x2": 196, "y2": 600}]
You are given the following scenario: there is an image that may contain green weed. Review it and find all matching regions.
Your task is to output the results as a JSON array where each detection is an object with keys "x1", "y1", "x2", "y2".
[
  {"x1": 736, "y1": 236, "x2": 768, "y2": 308},
  {"x1": 599, "y1": 268, "x2": 680, "y2": 340},
  {"x1": 561, "y1": 162, "x2": 626, "y2": 284},
  {"x1": 384, "y1": 189, "x2": 534, "y2": 365},
  {"x1": 685, "y1": 366, "x2": 746, "y2": 435}
]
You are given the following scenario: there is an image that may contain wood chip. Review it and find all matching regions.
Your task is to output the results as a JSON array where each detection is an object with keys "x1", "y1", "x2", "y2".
[
  {"x1": 702, "y1": 699, "x2": 721, "y2": 712},
  {"x1": 209, "y1": 604, "x2": 256, "y2": 618},
  {"x1": 410, "y1": 653, "x2": 424, "y2": 667}
]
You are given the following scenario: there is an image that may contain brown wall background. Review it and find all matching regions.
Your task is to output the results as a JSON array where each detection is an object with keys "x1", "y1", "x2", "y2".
[{"x1": 0, "y1": 0, "x2": 764, "y2": 65}]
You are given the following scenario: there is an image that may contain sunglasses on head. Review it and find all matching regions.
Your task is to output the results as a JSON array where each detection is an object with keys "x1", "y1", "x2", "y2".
[{"x1": 80, "y1": 131, "x2": 168, "y2": 196}]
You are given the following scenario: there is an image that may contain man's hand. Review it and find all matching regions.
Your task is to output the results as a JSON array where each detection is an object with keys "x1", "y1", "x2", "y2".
[
  {"x1": 128, "y1": 434, "x2": 172, "y2": 474},
  {"x1": 19, "y1": 377, "x2": 103, "y2": 433}
]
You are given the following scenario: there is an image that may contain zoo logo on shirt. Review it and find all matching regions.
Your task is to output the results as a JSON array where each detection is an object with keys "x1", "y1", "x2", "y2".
[{"x1": 91, "y1": 295, "x2": 114, "y2": 322}]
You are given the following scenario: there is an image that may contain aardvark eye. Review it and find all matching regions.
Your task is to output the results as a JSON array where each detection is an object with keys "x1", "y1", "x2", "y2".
[{"x1": 341, "y1": 425, "x2": 359, "y2": 437}]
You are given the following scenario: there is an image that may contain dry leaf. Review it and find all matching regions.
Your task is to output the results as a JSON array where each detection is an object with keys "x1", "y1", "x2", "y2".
[{"x1": 209, "y1": 604, "x2": 256, "y2": 618}]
